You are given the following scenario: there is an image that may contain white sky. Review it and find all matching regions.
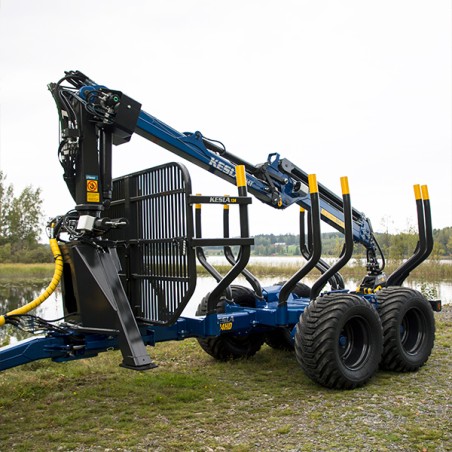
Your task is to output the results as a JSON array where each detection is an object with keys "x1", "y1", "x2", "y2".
[{"x1": 0, "y1": 0, "x2": 451, "y2": 240}]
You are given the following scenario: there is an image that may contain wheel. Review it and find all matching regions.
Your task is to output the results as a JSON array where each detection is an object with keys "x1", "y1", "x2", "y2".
[
  {"x1": 276, "y1": 281, "x2": 311, "y2": 298},
  {"x1": 264, "y1": 327, "x2": 294, "y2": 351},
  {"x1": 264, "y1": 281, "x2": 311, "y2": 351},
  {"x1": 376, "y1": 287, "x2": 435, "y2": 371},
  {"x1": 196, "y1": 285, "x2": 264, "y2": 361},
  {"x1": 295, "y1": 293, "x2": 383, "y2": 389}
]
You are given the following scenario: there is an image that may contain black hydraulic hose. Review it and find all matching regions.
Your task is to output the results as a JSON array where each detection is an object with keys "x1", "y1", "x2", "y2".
[{"x1": 202, "y1": 137, "x2": 256, "y2": 174}]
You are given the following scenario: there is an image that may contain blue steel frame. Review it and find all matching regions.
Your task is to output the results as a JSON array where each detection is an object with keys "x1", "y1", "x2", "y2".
[{"x1": 0, "y1": 285, "x2": 311, "y2": 371}]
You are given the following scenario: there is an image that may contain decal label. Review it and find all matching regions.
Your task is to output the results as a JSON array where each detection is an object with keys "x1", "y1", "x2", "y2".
[
  {"x1": 86, "y1": 174, "x2": 100, "y2": 202},
  {"x1": 87, "y1": 193, "x2": 100, "y2": 203},
  {"x1": 86, "y1": 180, "x2": 99, "y2": 192},
  {"x1": 321, "y1": 208, "x2": 345, "y2": 229},
  {"x1": 220, "y1": 322, "x2": 233, "y2": 331},
  {"x1": 208, "y1": 157, "x2": 254, "y2": 187},
  {"x1": 209, "y1": 196, "x2": 237, "y2": 204}
]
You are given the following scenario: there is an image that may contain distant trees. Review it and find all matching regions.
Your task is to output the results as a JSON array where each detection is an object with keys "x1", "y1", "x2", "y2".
[
  {"x1": 0, "y1": 172, "x2": 50, "y2": 263},
  {"x1": 250, "y1": 228, "x2": 452, "y2": 259},
  {"x1": 0, "y1": 167, "x2": 451, "y2": 265}
]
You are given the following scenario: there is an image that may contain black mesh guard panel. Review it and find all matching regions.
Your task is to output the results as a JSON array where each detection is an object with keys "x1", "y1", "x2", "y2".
[{"x1": 107, "y1": 162, "x2": 196, "y2": 325}]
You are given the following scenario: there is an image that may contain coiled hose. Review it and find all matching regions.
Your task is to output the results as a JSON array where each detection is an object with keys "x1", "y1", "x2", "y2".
[{"x1": 0, "y1": 238, "x2": 63, "y2": 327}]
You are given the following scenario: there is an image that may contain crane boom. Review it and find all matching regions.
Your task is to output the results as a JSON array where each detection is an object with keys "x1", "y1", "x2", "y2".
[{"x1": 48, "y1": 70, "x2": 383, "y2": 275}]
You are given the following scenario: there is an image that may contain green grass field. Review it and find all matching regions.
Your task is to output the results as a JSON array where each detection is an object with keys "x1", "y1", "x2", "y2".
[{"x1": 0, "y1": 308, "x2": 450, "y2": 451}]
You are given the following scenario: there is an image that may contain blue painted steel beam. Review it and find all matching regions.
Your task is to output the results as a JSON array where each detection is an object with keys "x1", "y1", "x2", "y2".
[{"x1": 0, "y1": 297, "x2": 312, "y2": 372}]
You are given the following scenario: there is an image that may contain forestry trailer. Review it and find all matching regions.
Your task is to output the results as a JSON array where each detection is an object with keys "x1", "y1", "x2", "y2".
[{"x1": 0, "y1": 71, "x2": 441, "y2": 389}]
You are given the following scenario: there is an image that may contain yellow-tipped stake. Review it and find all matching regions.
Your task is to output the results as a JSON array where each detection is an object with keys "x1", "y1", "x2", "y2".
[
  {"x1": 236, "y1": 165, "x2": 246, "y2": 188},
  {"x1": 224, "y1": 195, "x2": 230, "y2": 210},
  {"x1": 340, "y1": 176, "x2": 350, "y2": 196},
  {"x1": 0, "y1": 238, "x2": 63, "y2": 327},
  {"x1": 195, "y1": 193, "x2": 202, "y2": 210},
  {"x1": 308, "y1": 174, "x2": 318, "y2": 193},
  {"x1": 421, "y1": 184, "x2": 430, "y2": 200},
  {"x1": 413, "y1": 184, "x2": 422, "y2": 200}
]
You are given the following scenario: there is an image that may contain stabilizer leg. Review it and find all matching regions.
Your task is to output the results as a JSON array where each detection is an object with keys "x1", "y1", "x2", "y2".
[{"x1": 62, "y1": 243, "x2": 156, "y2": 370}]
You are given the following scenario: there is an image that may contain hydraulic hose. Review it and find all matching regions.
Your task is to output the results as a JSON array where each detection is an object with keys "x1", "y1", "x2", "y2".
[{"x1": 0, "y1": 238, "x2": 63, "y2": 327}]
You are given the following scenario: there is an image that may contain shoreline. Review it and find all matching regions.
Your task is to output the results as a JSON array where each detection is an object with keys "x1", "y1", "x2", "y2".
[{"x1": 0, "y1": 260, "x2": 451, "y2": 281}]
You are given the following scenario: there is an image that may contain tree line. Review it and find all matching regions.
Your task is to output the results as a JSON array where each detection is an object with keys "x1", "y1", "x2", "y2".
[
  {"x1": 0, "y1": 171, "x2": 451, "y2": 263},
  {"x1": 252, "y1": 228, "x2": 452, "y2": 260}
]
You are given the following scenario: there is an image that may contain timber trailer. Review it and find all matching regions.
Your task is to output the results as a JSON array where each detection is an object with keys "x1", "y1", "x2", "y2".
[{"x1": 0, "y1": 71, "x2": 441, "y2": 389}]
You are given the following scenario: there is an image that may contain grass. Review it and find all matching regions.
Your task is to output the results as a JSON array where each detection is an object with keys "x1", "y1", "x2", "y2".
[
  {"x1": 1, "y1": 260, "x2": 451, "y2": 282},
  {"x1": 0, "y1": 308, "x2": 450, "y2": 451},
  {"x1": 197, "y1": 259, "x2": 452, "y2": 281},
  {"x1": 0, "y1": 263, "x2": 54, "y2": 281}
]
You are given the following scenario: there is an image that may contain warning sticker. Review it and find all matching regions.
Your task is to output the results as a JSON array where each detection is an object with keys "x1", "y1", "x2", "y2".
[
  {"x1": 87, "y1": 180, "x2": 99, "y2": 192},
  {"x1": 87, "y1": 192, "x2": 100, "y2": 203}
]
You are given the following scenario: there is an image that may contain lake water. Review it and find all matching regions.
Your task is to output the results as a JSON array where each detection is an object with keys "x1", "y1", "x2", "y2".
[{"x1": 1, "y1": 256, "x2": 450, "y2": 345}]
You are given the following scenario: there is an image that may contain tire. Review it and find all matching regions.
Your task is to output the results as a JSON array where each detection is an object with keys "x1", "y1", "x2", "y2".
[
  {"x1": 264, "y1": 281, "x2": 311, "y2": 351},
  {"x1": 276, "y1": 281, "x2": 311, "y2": 298},
  {"x1": 376, "y1": 287, "x2": 435, "y2": 372},
  {"x1": 264, "y1": 327, "x2": 294, "y2": 351},
  {"x1": 295, "y1": 293, "x2": 383, "y2": 389},
  {"x1": 196, "y1": 285, "x2": 264, "y2": 361}
]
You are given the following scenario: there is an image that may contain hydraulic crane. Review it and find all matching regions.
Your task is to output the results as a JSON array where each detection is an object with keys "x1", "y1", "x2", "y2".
[{"x1": 0, "y1": 71, "x2": 439, "y2": 389}]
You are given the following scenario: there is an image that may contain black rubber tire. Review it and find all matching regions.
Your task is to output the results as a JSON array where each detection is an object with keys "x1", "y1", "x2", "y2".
[
  {"x1": 276, "y1": 281, "x2": 311, "y2": 298},
  {"x1": 295, "y1": 293, "x2": 383, "y2": 389},
  {"x1": 196, "y1": 285, "x2": 264, "y2": 361},
  {"x1": 264, "y1": 281, "x2": 311, "y2": 351},
  {"x1": 376, "y1": 287, "x2": 435, "y2": 372},
  {"x1": 264, "y1": 327, "x2": 294, "y2": 351}
]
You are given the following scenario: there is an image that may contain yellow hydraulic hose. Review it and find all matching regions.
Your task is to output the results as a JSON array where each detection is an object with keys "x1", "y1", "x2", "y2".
[{"x1": 0, "y1": 238, "x2": 63, "y2": 327}]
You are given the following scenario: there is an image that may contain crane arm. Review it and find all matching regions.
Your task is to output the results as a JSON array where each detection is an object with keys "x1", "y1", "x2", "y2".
[{"x1": 48, "y1": 70, "x2": 382, "y2": 270}]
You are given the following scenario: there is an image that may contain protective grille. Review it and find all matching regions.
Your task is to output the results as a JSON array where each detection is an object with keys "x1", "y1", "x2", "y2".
[{"x1": 107, "y1": 163, "x2": 196, "y2": 325}]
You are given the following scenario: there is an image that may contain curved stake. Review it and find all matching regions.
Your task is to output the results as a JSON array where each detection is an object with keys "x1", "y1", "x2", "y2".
[
  {"x1": 310, "y1": 176, "x2": 354, "y2": 300},
  {"x1": 279, "y1": 175, "x2": 321, "y2": 305}
]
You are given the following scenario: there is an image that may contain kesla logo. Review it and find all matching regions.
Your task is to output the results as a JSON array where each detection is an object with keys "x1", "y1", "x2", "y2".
[
  {"x1": 208, "y1": 157, "x2": 254, "y2": 186},
  {"x1": 209, "y1": 157, "x2": 236, "y2": 177},
  {"x1": 209, "y1": 196, "x2": 236, "y2": 203}
]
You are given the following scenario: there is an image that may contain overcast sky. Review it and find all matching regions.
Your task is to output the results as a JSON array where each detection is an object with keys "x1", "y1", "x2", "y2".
[{"x1": 0, "y1": 0, "x2": 450, "y2": 240}]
